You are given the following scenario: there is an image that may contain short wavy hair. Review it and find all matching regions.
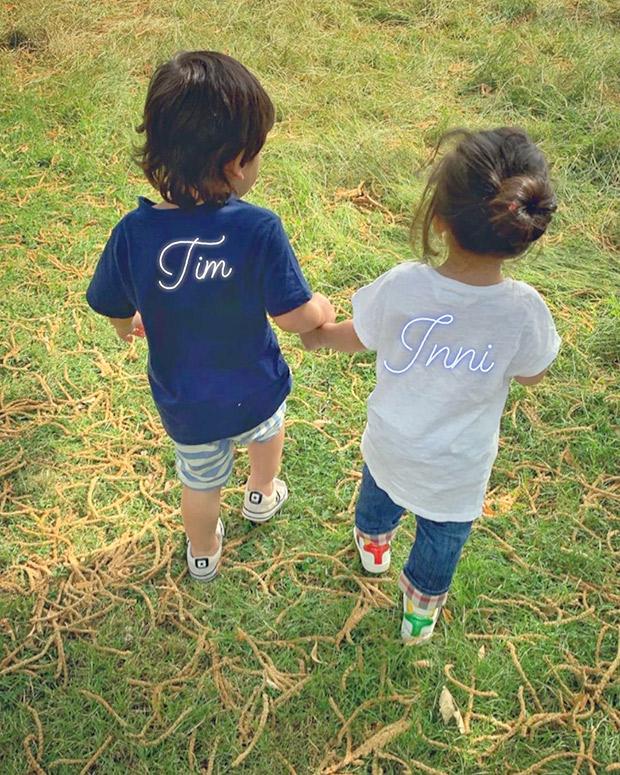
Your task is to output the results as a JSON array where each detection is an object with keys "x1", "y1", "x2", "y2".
[{"x1": 136, "y1": 51, "x2": 274, "y2": 210}]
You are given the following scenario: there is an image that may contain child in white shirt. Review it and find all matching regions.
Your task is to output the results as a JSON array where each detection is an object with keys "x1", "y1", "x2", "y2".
[{"x1": 302, "y1": 127, "x2": 561, "y2": 643}]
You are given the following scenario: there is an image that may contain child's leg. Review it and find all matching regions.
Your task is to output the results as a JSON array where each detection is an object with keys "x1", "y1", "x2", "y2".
[
  {"x1": 399, "y1": 516, "x2": 472, "y2": 619},
  {"x1": 240, "y1": 403, "x2": 288, "y2": 522},
  {"x1": 354, "y1": 465, "x2": 405, "y2": 572},
  {"x1": 246, "y1": 423, "x2": 285, "y2": 495},
  {"x1": 181, "y1": 486, "x2": 222, "y2": 556},
  {"x1": 174, "y1": 437, "x2": 235, "y2": 563}
]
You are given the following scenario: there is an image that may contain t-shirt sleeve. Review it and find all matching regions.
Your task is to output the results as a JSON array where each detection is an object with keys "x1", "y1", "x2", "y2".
[
  {"x1": 86, "y1": 224, "x2": 136, "y2": 319},
  {"x1": 506, "y1": 289, "x2": 561, "y2": 378},
  {"x1": 261, "y1": 218, "x2": 313, "y2": 316},
  {"x1": 351, "y1": 268, "x2": 395, "y2": 351}
]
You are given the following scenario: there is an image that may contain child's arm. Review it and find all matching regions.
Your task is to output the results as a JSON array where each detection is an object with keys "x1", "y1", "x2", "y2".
[
  {"x1": 513, "y1": 369, "x2": 547, "y2": 386},
  {"x1": 271, "y1": 292, "x2": 335, "y2": 334},
  {"x1": 300, "y1": 319, "x2": 366, "y2": 353},
  {"x1": 109, "y1": 312, "x2": 146, "y2": 343}
]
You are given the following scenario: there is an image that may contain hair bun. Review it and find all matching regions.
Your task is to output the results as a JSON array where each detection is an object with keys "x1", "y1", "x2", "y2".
[{"x1": 488, "y1": 175, "x2": 557, "y2": 250}]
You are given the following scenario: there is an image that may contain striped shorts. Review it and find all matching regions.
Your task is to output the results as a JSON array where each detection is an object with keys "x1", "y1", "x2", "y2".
[{"x1": 173, "y1": 403, "x2": 285, "y2": 491}]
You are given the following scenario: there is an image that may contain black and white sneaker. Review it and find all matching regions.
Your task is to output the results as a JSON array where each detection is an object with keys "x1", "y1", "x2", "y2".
[
  {"x1": 242, "y1": 478, "x2": 288, "y2": 523},
  {"x1": 186, "y1": 519, "x2": 225, "y2": 582}
]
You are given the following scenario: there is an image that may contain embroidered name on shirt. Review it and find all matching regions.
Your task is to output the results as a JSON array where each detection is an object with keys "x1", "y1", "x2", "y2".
[
  {"x1": 158, "y1": 237, "x2": 232, "y2": 291},
  {"x1": 384, "y1": 314, "x2": 496, "y2": 375}
]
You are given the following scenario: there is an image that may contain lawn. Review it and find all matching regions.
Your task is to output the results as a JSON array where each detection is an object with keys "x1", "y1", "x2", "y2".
[{"x1": 0, "y1": 1, "x2": 619, "y2": 773}]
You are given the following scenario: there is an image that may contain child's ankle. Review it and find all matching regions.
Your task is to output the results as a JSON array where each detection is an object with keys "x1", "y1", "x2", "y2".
[
  {"x1": 247, "y1": 478, "x2": 274, "y2": 496},
  {"x1": 190, "y1": 534, "x2": 220, "y2": 557}
]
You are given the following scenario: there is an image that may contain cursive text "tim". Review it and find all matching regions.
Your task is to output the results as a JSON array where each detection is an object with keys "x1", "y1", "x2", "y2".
[{"x1": 158, "y1": 237, "x2": 232, "y2": 291}]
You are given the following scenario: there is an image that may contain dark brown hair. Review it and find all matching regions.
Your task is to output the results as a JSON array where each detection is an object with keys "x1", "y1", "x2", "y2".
[
  {"x1": 136, "y1": 51, "x2": 275, "y2": 209},
  {"x1": 412, "y1": 127, "x2": 557, "y2": 259}
]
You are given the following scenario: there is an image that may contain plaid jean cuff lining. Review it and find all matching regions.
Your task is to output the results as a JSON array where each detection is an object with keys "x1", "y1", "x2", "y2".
[
  {"x1": 354, "y1": 527, "x2": 397, "y2": 546},
  {"x1": 398, "y1": 572, "x2": 448, "y2": 609}
]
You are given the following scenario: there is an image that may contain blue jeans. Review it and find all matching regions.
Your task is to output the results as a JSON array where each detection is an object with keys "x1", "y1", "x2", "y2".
[{"x1": 355, "y1": 465, "x2": 472, "y2": 597}]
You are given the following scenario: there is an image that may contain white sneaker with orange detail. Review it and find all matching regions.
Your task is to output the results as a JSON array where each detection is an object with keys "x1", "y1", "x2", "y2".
[{"x1": 353, "y1": 526, "x2": 391, "y2": 573}]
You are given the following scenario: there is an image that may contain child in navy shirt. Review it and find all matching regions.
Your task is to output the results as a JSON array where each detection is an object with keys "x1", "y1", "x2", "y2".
[{"x1": 87, "y1": 51, "x2": 334, "y2": 581}]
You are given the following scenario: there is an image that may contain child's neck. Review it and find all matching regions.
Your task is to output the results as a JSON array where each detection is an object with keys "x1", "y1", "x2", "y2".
[
  {"x1": 153, "y1": 197, "x2": 206, "y2": 210},
  {"x1": 435, "y1": 246, "x2": 505, "y2": 287},
  {"x1": 153, "y1": 200, "x2": 182, "y2": 209}
]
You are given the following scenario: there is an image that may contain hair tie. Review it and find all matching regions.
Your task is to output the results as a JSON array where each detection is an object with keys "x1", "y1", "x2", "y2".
[{"x1": 508, "y1": 202, "x2": 519, "y2": 211}]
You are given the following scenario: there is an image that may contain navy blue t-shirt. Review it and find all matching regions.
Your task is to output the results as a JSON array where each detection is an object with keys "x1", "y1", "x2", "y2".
[{"x1": 86, "y1": 196, "x2": 312, "y2": 444}]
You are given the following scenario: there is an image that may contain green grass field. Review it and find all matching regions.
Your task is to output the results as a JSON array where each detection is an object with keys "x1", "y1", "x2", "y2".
[{"x1": 1, "y1": 1, "x2": 619, "y2": 773}]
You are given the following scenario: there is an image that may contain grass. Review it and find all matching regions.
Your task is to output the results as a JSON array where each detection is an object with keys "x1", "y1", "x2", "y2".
[{"x1": 1, "y1": 0, "x2": 619, "y2": 773}]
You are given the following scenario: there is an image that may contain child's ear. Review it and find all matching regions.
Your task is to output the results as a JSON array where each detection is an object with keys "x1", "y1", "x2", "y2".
[
  {"x1": 432, "y1": 215, "x2": 447, "y2": 236},
  {"x1": 223, "y1": 151, "x2": 245, "y2": 182}
]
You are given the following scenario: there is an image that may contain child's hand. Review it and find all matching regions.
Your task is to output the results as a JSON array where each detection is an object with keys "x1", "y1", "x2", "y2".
[
  {"x1": 313, "y1": 292, "x2": 336, "y2": 326},
  {"x1": 301, "y1": 321, "x2": 365, "y2": 353},
  {"x1": 300, "y1": 328, "x2": 324, "y2": 351},
  {"x1": 110, "y1": 312, "x2": 145, "y2": 343},
  {"x1": 131, "y1": 312, "x2": 146, "y2": 339}
]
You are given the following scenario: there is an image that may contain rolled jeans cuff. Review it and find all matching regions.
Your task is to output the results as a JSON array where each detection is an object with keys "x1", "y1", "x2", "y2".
[
  {"x1": 355, "y1": 526, "x2": 398, "y2": 546},
  {"x1": 398, "y1": 571, "x2": 448, "y2": 611}
]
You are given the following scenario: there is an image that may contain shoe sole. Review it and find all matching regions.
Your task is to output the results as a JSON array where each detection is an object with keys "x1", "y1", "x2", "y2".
[
  {"x1": 401, "y1": 630, "x2": 434, "y2": 645},
  {"x1": 188, "y1": 567, "x2": 219, "y2": 582},
  {"x1": 353, "y1": 525, "x2": 391, "y2": 573},
  {"x1": 242, "y1": 489, "x2": 288, "y2": 523}
]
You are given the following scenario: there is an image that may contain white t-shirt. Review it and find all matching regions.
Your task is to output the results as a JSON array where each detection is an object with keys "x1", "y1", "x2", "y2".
[{"x1": 352, "y1": 262, "x2": 560, "y2": 522}]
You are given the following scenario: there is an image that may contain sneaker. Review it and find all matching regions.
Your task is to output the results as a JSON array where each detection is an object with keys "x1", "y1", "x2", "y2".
[
  {"x1": 242, "y1": 478, "x2": 288, "y2": 523},
  {"x1": 353, "y1": 526, "x2": 391, "y2": 573},
  {"x1": 186, "y1": 519, "x2": 225, "y2": 582},
  {"x1": 401, "y1": 593, "x2": 440, "y2": 644}
]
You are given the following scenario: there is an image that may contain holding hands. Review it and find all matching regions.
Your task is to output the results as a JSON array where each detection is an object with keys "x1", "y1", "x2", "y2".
[
  {"x1": 311, "y1": 292, "x2": 336, "y2": 327},
  {"x1": 300, "y1": 318, "x2": 366, "y2": 353},
  {"x1": 299, "y1": 327, "x2": 324, "y2": 351}
]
